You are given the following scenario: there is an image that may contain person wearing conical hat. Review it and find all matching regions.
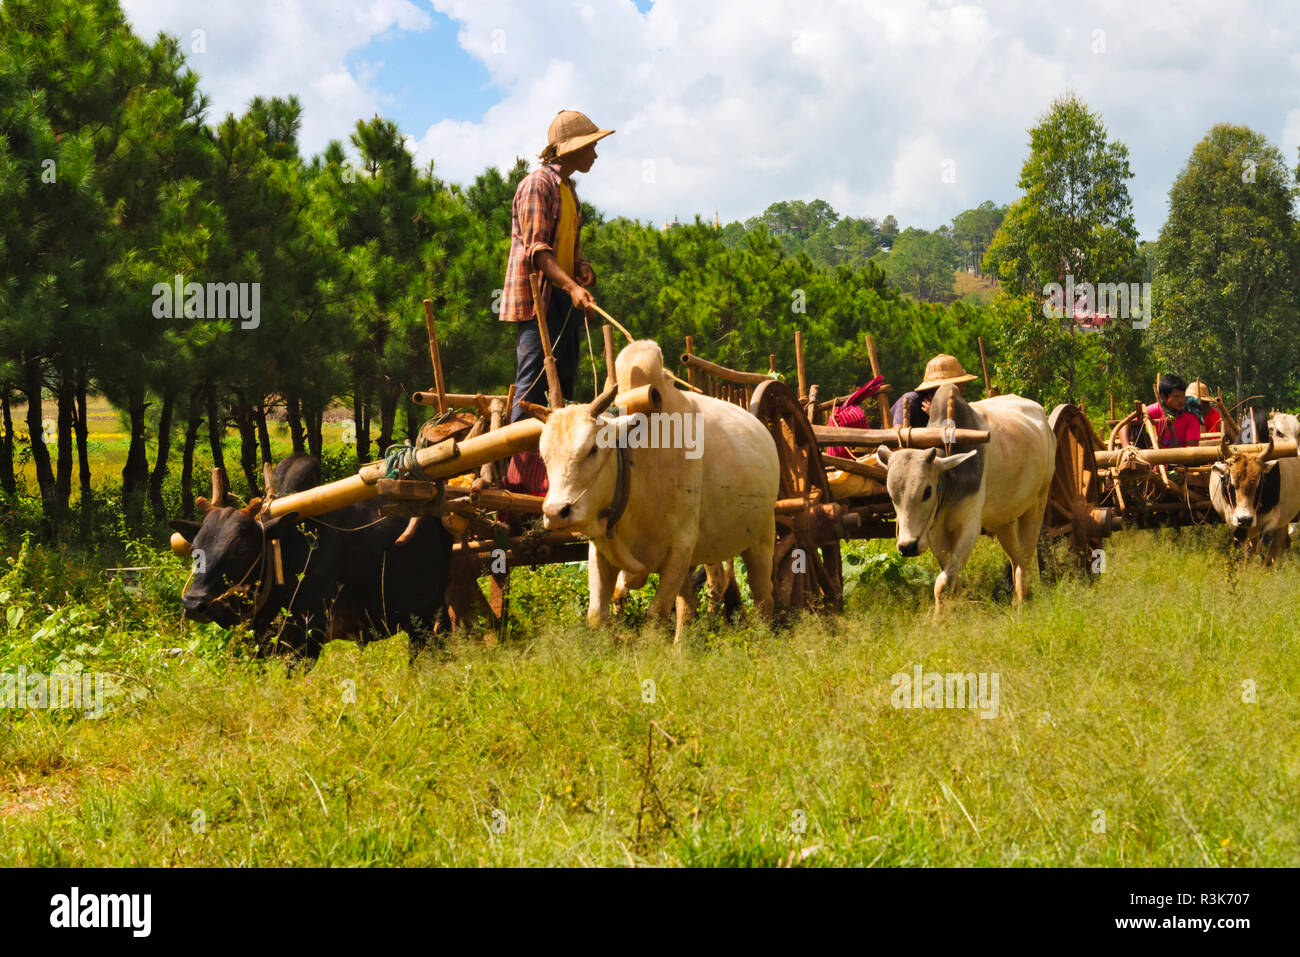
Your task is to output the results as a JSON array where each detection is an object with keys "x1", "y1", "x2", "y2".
[
  {"x1": 889, "y1": 354, "x2": 978, "y2": 426},
  {"x1": 501, "y1": 109, "x2": 614, "y2": 424},
  {"x1": 1184, "y1": 380, "x2": 1222, "y2": 434}
]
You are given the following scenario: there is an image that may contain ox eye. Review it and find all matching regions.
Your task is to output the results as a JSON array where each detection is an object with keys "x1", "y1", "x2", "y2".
[
  {"x1": 587, "y1": 444, "x2": 597, "y2": 457},
  {"x1": 922, "y1": 486, "x2": 932, "y2": 501}
]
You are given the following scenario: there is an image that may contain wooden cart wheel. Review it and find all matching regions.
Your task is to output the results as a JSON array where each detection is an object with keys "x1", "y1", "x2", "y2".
[
  {"x1": 749, "y1": 380, "x2": 843, "y2": 613},
  {"x1": 1046, "y1": 404, "x2": 1118, "y2": 564}
]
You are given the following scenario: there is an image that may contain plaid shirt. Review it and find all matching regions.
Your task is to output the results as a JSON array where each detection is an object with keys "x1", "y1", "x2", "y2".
[{"x1": 499, "y1": 163, "x2": 586, "y2": 322}]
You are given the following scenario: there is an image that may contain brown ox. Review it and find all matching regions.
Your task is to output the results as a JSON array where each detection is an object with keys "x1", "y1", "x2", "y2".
[{"x1": 1209, "y1": 430, "x2": 1300, "y2": 562}]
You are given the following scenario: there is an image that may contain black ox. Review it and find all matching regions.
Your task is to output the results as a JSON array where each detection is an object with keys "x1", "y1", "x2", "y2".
[{"x1": 169, "y1": 454, "x2": 452, "y2": 661}]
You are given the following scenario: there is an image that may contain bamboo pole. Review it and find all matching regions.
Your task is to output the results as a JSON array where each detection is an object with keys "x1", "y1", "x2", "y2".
[
  {"x1": 977, "y1": 336, "x2": 992, "y2": 395},
  {"x1": 1095, "y1": 439, "x2": 1297, "y2": 468},
  {"x1": 865, "y1": 334, "x2": 892, "y2": 429},
  {"x1": 813, "y1": 425, "x2": 990, "y2": 448},
  {"x1": 422, "y1": 299, "x2": 447, "y2": 414},
  {"x1": 615, "y1": 384, "x2": 662, "y2": 414},
  {"x1": 528, "y1": 273, "x2": 564, "y2": 409},
  {"x1": 262, "y1": 419, "x2": 544, "y2": 521}
]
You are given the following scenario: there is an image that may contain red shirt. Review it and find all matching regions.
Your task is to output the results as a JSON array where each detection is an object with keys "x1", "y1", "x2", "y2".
[{"x1": 1145, "y1": 403, "x2": 1202, "y2": 448}]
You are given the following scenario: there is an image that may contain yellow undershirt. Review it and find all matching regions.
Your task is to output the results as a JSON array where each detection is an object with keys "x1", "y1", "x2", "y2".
[{"x1": 555, "y1": 181, "x2": 579, "y2": 280}]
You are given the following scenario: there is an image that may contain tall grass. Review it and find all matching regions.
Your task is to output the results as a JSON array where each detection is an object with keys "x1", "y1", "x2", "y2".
[{"x1": 0, "y1": 528, "x2": 1296, "y2": 866}]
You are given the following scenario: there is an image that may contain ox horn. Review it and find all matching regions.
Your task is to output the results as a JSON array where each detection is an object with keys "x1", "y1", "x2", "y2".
[
  {"x1": 210, "y1": 467, "x2": 226, "y2": 507},
  {"x1": 262, "y1": 461, "x2": 275, "y2": 498},
  {"x1": 588, "y1": 382, "x2": 619, "y2": 417},
  {"x1": 1219, "y1": 429, "x2": 1232, "y2": 460},
  {"x1": 169, "y1": 532, "x2": 193, "y2": 557}
]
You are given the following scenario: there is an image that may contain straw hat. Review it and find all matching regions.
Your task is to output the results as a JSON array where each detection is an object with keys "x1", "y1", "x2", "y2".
[
  {"x1": 539, "y1": 110, "x2": 614, "y2": 162},
  {"x1": 1185, "y1": 381, "x2": 1214, "y2": 402},
  {"x1": 916, "y1": 354, "x2": 977, "y2": 391}
]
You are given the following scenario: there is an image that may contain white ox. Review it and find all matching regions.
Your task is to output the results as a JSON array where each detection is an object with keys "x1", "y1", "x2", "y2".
[
  {"x1": 536, "y1": 340, "x2": 779, "y2": 640},
  {"x1": 1209, "y1": 417, "x2": 1300, "y2": 562},
  {"x1": 875, "y1": 384, "x2": 1055, "y2": 615}
]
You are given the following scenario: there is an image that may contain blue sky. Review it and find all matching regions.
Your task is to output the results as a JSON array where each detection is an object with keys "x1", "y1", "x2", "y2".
[{"x1": 121, "y1": 0, "x2": 1300, "y2": 243}]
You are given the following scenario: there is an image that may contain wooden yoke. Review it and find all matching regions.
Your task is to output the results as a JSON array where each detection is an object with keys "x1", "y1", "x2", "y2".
[{"x1": 528, "y1": 273, "x2": 565, "y2": 409}]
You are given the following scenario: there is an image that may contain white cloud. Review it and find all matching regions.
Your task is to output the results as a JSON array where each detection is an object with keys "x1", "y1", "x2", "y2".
[
  {"x1": 122, "y1": 0, "x2": 1300, "y2": 239},
  {"x1": 120, "y1": 0, "x2": 433, "y2": 157},
  {"x1": 410, "y1": 0, "x2": 1300, "y2": 238}
]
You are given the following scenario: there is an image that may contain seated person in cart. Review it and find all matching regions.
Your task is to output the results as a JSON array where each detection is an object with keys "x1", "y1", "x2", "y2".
[
  {"x1": 1141, "y1": 373, "x2": 1202, "y2": 448},
  {"x1": 1184, "y1": 380, "x2": 1222, "y2": 434},
  {"x1": 889, "y1": 354, "x2": 978, "y2": 426}
]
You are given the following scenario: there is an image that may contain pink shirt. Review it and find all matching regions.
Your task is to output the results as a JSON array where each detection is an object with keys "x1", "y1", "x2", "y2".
[{"x1": 1145, "y1": 403, "x2": 1202, "y2": 448}]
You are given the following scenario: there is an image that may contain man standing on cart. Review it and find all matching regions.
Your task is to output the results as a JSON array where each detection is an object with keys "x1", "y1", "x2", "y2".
[{"x1": 500, "y1": 109, "x2": 613, "y2": 424}]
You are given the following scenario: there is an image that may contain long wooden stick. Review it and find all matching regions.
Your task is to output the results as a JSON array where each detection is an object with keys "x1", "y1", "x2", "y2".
[
  {"x1": 865, "y1": 334, "x2": 892, "y2": 429},
  {"x1": 794, "y1": 330, "x2": 807, "y2": 401},
  {"x1": 679, "y1": 353, "x2": 773, "y2": 385},
  {"x1": 603, "y1": 324, "x2": 617, "y2": 391},
  {"x1": 813, "y1": 425, "x2": 990, "y2": 447},
  {"x1": 412, "y1": 391, "x2": 508, "y2": 407},
  {"x1": 422, "y1": 299, "x2": 447, "y2": 414},
  {"x1": 528, "y1": 273, "x2": 564, "y2": 409},
  {"x1": 977, "y1": 336, "x2": 991, "y2": 395}
]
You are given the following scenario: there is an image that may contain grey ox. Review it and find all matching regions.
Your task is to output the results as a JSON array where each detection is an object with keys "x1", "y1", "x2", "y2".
[{"x1": 876, "y1": 383, "x2": 1056, "y2": 615}]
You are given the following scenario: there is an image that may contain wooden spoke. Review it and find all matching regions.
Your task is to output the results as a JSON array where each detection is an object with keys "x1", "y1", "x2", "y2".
[
  {"x1": 750, "y1": 380, "x2": 843, "y2": 614},
  {"x1": 1046, "y1": 404, "x2": 1116, "y2": 564}
]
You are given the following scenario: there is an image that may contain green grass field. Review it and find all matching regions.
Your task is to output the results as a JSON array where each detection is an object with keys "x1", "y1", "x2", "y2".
[{"x1": 1, "y1": 525, "x2": 1296, "y2": 867}]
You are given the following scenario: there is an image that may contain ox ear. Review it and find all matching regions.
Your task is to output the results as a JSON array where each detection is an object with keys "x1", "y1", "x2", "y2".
[
  {"x1": 936, "y1": 450, "x2": 977, "y2": 471},
  {"x1": 875, "y1": 445, "x2": 892, "y2": 467},
  {"x1": 260, "y1": 512, "x2": 298, "y2": 538},
  {"x1": 195, "y1": 496, "x2": 215, "y2": 516},
  {"x1": 169, "y1": 519, "x2": 201, "y2": 542},
  {"x1": 519, "y1": 401, "x2": 552, "y2": 424},
  {"x1": 242, "y1": 497, "x2": 263, "y2": 517}
]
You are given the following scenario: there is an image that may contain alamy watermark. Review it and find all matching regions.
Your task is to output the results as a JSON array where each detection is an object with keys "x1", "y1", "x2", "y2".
[
  {"x1": 1, "y1": 666, "x2": 107, "y2": 718},
  {"x1": 596, "y1": 412, "x2": 703, "y2": 460},
  {"x1": 1042, "y1": 275, "x2": 1151, "y2": 330},
  {"x1": 890, "y1": 664, "x2": 1000, "y2": 719},
  {"x1": 152, "y1": 274, "x2": 260, "y2": 329}
]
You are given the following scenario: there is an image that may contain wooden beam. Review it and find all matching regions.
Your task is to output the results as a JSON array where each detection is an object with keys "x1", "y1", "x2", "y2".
[
  {"x1": 679, "y1": 353, "x2": 774, "y2": 385},
  {"x1": 1095, "y1": 439, "x2": 1297, "y2": 468},
  {"x1": 812, "y1": 425, "x2": 990, "y2": 448}
]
